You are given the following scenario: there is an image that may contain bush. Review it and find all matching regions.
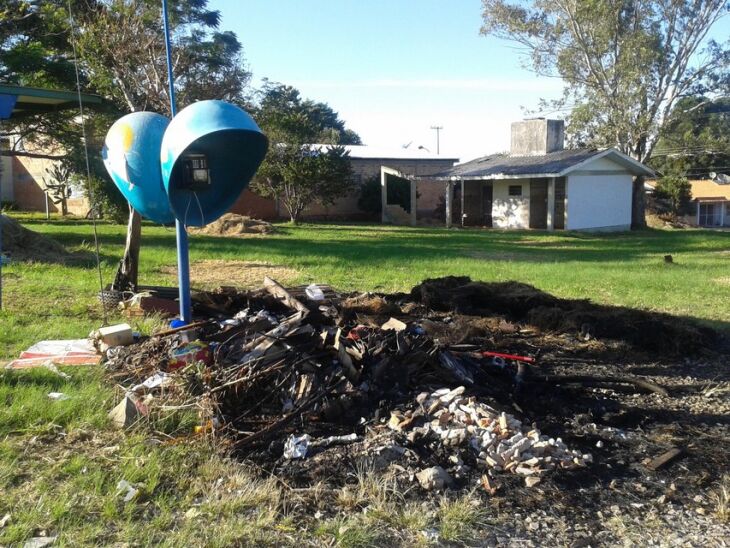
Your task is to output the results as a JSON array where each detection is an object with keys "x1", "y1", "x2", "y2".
[
  {"x1": 653, "y1": 174, "x2": 692, "y2": 216},
  {"x1": 79, "y1": 174, "x2": 128, "y2": 223}
]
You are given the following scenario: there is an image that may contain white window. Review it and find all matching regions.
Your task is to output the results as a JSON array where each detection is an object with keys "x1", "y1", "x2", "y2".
[{"x1": 698, "y1": 203, "x2": 721, "y2": 226}]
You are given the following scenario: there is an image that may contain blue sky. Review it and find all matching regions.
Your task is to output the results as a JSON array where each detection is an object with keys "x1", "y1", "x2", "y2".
[{"x1": 210, "y1": 0, "x2": 728, "y2": 161}]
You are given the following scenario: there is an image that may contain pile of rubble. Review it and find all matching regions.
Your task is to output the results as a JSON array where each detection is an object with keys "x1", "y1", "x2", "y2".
[
  {"x1": 394, "y1": 387, "x2": 590, "y2": 484},
  {"x1": 102, "y1": 276, "x2": 696, "y2": 492}
]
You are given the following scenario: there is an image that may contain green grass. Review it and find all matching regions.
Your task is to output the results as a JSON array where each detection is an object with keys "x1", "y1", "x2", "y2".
[
  {"x1": 2, "y1": 213, "x2": 729, "y2": 359},
  {"x1": 1, "y1": 213, "x2": 729, "y2": 545}
]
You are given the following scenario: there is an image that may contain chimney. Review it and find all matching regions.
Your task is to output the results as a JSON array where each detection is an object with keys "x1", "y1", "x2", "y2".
[{"x1": 510, "y1": 118, "x2": 564, "y2": 156}]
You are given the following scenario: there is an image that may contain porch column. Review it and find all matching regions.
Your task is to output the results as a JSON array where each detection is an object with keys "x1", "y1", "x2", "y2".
[
  {"x1": 460, "y1": 180, "x2": 465, "y2": 227},
  {"x1": 547, "y1": 177, "x2": 555, "y2": 231},
  {"x1": 445, "y1": 180, "x2": 454, "y2": 228},
  {"x1": 410, "y1": 178, "x2": 417, "y2": 226},
  {"x1": 696, "y1": 201, "x2": 700, "y2": 226},
  {"x1": 721, "y1": 201, "x2": 726, "y2": 227},
  {"x1": 380, "y1": 167, "x2": 388, "y2": 224}
]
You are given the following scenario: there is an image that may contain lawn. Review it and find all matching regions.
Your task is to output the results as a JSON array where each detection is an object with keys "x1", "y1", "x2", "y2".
[{"x1": 1, "y1": 214, "x2": 729, "y2": 545}]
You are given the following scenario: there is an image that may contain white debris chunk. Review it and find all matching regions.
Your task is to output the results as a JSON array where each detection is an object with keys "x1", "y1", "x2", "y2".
[{"x1": 416, "y1": 386, "x2": 589, "y2": 483}]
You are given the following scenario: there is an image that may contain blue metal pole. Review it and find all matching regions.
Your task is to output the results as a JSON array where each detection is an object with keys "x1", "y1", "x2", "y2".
[{"x1": 162, "y1": 0, "x2": 192, "y2": 323}]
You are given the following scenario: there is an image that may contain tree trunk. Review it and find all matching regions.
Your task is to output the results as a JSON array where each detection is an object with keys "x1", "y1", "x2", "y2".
[
  {"x1": 61, "y1": 197, "x2": 68, "y2": 217},
  {"x1": 113, "y1": 205, "x2": 142, "y2": 291},
  {"x1": 631, "y1": 176, "x2": 647, "y2": 229}
]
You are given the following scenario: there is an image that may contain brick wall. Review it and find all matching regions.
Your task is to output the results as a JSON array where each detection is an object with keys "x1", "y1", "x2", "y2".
[
  {"x1": 12, "y1": 156, "x2": 58, "y2": 211},
  {"x1": 230, "y1": 157, "x2": 456, "y2": 221}
]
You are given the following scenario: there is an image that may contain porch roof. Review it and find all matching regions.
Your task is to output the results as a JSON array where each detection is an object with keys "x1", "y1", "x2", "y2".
[{"x1": 0, "y1": 83, "x2": 102, "y2": 120}]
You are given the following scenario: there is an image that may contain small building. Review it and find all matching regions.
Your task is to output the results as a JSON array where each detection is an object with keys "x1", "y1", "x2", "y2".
[
  {"x1": 405, "y1": 119, "x2": 654, "y2": 231},
  {"x1": 686, "y1": 177, "x2": 730, "y2": 227},
  {"x1": 0, "y1": 84, "x2": 102, "y2": 216},
  {"x1": 230, "y1": 145, "x2": 458, "y2": 221}
]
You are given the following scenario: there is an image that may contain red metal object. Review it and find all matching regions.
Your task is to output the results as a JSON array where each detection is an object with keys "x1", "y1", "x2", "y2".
[{"x1": 481, "y1": 351, "x2": 535, "y2": 364}]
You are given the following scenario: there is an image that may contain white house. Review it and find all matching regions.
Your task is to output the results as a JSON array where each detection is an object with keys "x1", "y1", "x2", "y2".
[{"x1": 381, "y1": 119, "x2": 654, "y2": 231}]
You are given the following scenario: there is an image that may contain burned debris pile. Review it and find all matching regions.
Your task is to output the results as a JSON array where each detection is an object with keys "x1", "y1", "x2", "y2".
[{"x1": 104, "y1": 276, "x2": 710, "y2": 491}]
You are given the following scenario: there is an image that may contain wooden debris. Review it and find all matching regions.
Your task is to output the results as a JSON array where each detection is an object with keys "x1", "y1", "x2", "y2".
[{"x1": 645, "y1": 447, "x2": 683, "y2": 471}]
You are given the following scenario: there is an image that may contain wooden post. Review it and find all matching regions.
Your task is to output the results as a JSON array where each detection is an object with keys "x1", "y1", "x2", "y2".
[
  {"x1": 460, "y1": 180, "x2": 465, "y2": 227},
  {"x1": 696, "y1": 201, "x2": 700, "y2": 226},
  {"x1": 721, "y1": 201, "x2": 726, "y2": 227},
  {"x1": 445, "y1": 181, "x2": 453, "y2": 228},
  {"x1": 547, "y1": 177, "x2": 555, "y2": 231},
  {"x1": 380, "y1": 166, "x2": 388, "y2": 224},
  {"x1": 410, "y1": 179, "x2": 417, "y2": 226}
]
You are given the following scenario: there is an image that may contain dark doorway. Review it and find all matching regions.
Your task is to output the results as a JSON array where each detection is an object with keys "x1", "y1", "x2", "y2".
[
  {"x1": 481, "y1": 183, "x2": 493, "y2": 227},
  {"x1": 554, "y1": 177, "x2": 566, "y2": 229},
  {"x1": 529, "y1": 179, "x2": 548, "y2": 229}
]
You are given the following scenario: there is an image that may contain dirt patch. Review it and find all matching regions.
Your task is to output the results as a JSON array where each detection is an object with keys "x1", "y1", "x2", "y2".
[
  {"x1": 409, "y1": 276, "x2": 717, "y2": 355},
  {"x1": 0, "y1": 215, "x2": 71, "y2": 262},
  {"x1": 159, "y1": 260, "x2": 299, "y2": 289},
  {"x1": 190, "y1": 213, "x2": 275, "y2": 237}
]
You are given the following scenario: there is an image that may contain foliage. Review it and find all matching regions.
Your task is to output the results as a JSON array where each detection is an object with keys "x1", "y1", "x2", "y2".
[
  {"x1": 81, "y1": 173, "x2": 129, "y2": 222},
  {"x1": 650, "y1": 96, "x2": 730, "y2": 179},
  {"x1": 480, "y1": 0, "x2": 729, "y2": 163},
  {"x1": 42, "y1": 164, "x2": 73, "y2": 216},
  {"x1": 254, "y1": 81, "x2": 362, "y2": 145},
  {"x1": 75, "y1": 0, "x2": 251, "y2": 115},
  {"x1": 251, "y1": 81, "x2": 360, "y2": 222},
  {"x1": 358, "y1": 175, "x2": 414, "y2": 217},
  {"x1": 0, "y1": 0, "x2": 252, "y2": 222},
  {"x1": 653, "y1": 173, "x2": 693, "y2": 215},
  {"x1": 254, "y1": 140, "x2": 355, "y2": 223}
]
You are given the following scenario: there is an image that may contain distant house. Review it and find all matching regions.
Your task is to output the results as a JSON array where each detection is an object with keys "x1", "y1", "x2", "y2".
[
  {"x1": 229, "y1": 145, "x2": 459, "y2": 221},
  {"x1": 0, "y1": 84, "x2": 101, "y2": 216},
  {"x1": 409, "y1": 119, "x2": 654, "y2": 231},
  {"x1": 685, "y1": 177, "x2": 730, "y2": 227}
]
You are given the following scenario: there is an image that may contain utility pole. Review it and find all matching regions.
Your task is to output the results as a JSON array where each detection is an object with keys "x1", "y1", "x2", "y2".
[{"x1": 430, "y1": 125, "x2": 443, "y2": 155}]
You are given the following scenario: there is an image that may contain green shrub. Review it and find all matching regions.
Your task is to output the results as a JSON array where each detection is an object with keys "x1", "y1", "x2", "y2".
[{"x1": 653, "y1": 174, "x2": 692, "y2": 216}]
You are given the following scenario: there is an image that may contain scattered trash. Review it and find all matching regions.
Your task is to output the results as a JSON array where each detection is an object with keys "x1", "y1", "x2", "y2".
[
  {"x1": 94, "y1": 323, "x2": 134, "y2": 348},
  {"x1": 169, "y1": 341, "x2": 212, "y2": 371},
  {"x1": 0, "y1": 513, "x2": 9, "y2": 528},
  {"x1": 116, "y1": 479, "x2": 139, "y2": 502},
  {"x1": 305, "y1": 283, "x2": 325, "y2": 301},
  {"x1": 284, "y1": 434, "x2": 311, "y2": 459},
  {"x1": 100, "y1": 276, "x2": 700, "y2": 493},
  {"x1": 5, "y1": 339, "x2": 99, "y2": 370},
  {"x1": 47, "y1": 392, "x2": 69, "y2": 401},
  {"x1": 130, "y1": 372, "x2": 171, "y2": 394},
  {"x1": 108, "y1": 394, "x2": 147, "y2": 428},
  {"x1": 120, "y1": 293, "x2": 179, "y2": 318},
  {"x1": 23, "y1": 536, "x2": 57, "y2": 548},
  {"x1": 645, "y1": 447, "x2": 683, "y2": 471}
]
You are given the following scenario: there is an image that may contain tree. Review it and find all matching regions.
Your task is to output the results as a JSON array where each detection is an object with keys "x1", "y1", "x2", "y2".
[
  {"x1": 0, "y1": 0, "x2": 253, "y2": 291},
  {"x1": 251, "y1": 82, "x2": 360, "y2": 223},
  {"x1": 254, "y1": 140, "x2": 355, "y2": 223},
  {"x1": 254, "y1": 81, "x2": 362, "y2": 145},
  {"x1": 650, "y1": 96, "x2": 730, "y2": 179},
  {"x1": 653, "y1": 173, "x2": 692, "y2": 215},
  {"x1": 42, "y1": 164, "x2": 73, "y2": 216},
  {"x1": 481, "y1": 0, "x2": 729, "y2": 226}
]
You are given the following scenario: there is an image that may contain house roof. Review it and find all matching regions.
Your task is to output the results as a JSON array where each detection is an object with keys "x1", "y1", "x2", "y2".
[
  {"x1": 309, "y1": 144, "x2": 459, "y2": 162},
  {"x1": 0, "y1": 84, "x2": 103, "y2": 120},
  {"x1": 427, "y1": 147, "x2": 654, "y2": 180},
  {"x1": 688, "y1": 179, "x2": 730, "y2": 201}
]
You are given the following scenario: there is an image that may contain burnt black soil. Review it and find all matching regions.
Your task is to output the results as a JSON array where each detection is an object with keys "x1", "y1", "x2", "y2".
[{"x1": 409, "y1": 276, "x2": 717, "y2": 355}]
